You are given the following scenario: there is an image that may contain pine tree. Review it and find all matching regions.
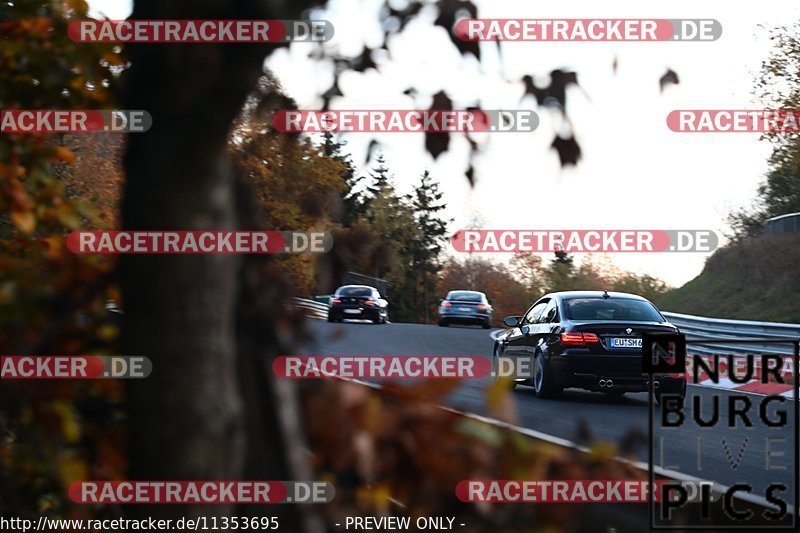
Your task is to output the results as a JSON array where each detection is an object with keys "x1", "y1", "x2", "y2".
[
  {"x1": 408, "y1": 170, "x2": 451, "y2": 322},
  {"x1": 322, "y1": 132, "x2": 366, "y2": 226},
  {"x1": 546, "y1": 250, "x2": 576, "y2": 292},
  {"x1": 365, "y1": 153, "x2": 391, "y2": 199}
]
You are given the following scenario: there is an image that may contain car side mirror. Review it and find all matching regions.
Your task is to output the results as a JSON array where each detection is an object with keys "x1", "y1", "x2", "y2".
[
  {"x1": 488, "y1": 299, "x2": 494, "y2": 305},
  {"x1": 503, "y1": 316, "x2": 521, "y2": 328}
]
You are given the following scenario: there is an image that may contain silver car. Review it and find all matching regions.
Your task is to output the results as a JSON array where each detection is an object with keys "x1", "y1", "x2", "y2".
[{"x1": 438, "y1": 290, "x2": 493, "y2": 328}]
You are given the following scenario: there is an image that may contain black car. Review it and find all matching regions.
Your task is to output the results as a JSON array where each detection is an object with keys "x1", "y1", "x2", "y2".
[
  {"x1": 438, "y1": 290, "x2": 493, "y2": 328},
  {"x1": 328, "y1": 285, "x2": 388, "y2": 324},
  {"x1": 494, "y1": 291, "x2": 686, "y2": 404}
]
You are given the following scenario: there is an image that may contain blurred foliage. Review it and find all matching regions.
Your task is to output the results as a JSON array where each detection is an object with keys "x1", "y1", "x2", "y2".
[
  {"x1": 730, "y1": 23, "x2": 800, "y2": 238},
  {"x1": 299, "y1": 377, "x2": 649, "y2": 532},
  {"x1": 230, "y1": 76, "x2": 346, "y2": 296},
  {"x1": 0, "y1": 0, "x2": 126, "y2": 519}
]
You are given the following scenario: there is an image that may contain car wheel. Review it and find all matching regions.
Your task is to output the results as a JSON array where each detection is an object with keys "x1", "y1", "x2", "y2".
[
  {"x1": 438, "y1": 320, "x2": 448, "y2": 327},
  {"x1": 493, "y1": 344, "x2": 517, "y2": 391},
  {"x1": 533, "y1": 351, "x2": 561, "y2": 399},
  {"x1": 481, "y1": 321, "x2": 491, "y2": 329},
  {"x1": 327, "y1": 314, "x2": 335, "y2": 323}
]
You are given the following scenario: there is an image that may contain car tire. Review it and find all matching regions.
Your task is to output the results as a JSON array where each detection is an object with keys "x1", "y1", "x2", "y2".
[
  {"x1": 481, "y1": 321, "x2": 491, "y2": 329},
  {"x1": 533, "y1": 350, "x2": 562, "y2": 399},
  {"x1": 327, "y1": 314, "x2": 335, "y2": 323},
  {"x1": 492, "y1": 344, "x2": 517, "y2": 391},
  {"x1": 438, "y1": 320, "x2": 448, "y2": 327}
]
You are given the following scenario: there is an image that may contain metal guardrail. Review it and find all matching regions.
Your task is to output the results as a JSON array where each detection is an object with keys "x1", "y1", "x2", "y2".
[
  {"x1": 292, "y1": 298, "x2": 328, "y2": 320},
  {"x1": 765, "y1": 212, "x2": 800, "y2": 235},
  {"x1": 662, "y1": 311, "x2": 800, "y2": 356}
]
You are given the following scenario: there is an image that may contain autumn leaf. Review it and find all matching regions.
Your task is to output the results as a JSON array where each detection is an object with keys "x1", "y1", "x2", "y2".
[
  {"x1": 10, "y1": 209, "x2": 36, "y2": 233},
  {"x1": 58, "y1": 453, "x2": 88, "y2": 490},
  {"x1": 53, "y1": 146, "x2": 76, "y2": 164}
]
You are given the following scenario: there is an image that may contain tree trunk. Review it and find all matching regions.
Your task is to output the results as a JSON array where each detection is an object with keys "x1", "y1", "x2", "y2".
[{"x1": 121, "y1": 0, "x2": 320, "y2": 528}]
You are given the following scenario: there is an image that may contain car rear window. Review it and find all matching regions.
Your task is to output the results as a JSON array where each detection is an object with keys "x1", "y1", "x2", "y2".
[
  {"x1": 448, "y1": 291, "x2": 483, "y2": 302},
  {"x1": 563, "y1": 298, "x2": 663, "y2": 322},
  {"x1": 338, "y1": 287, "x2": 372, "y2": 297}
]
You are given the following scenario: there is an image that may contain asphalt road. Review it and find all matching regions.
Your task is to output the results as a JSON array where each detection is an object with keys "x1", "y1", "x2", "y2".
[{"x1": 298, "y1": 320, "x2": 797, "y2": 509}]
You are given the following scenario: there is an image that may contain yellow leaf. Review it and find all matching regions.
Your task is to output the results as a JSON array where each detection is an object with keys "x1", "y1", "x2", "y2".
[
  {"x1": 52, "y1": 401, "x2": 81, "y2": 444},
  {"x1": 588, "y1": 441, "x2": 617, "y2": 461},
  {"x1": 97, "y1": 324, "x2": 118, "y2": 342},
  {"x1": 485, "y1": 376, "x2": 511, "y2": 411},
  {"x1": 55, "y1": 204, "x2": 81, "y2": 229},
  {"x1": 10, "y1": 210, "x2": 36, "y2": 234},
  {"x1": 58, "y1": 454, "x2": 88, "y2": 489}
]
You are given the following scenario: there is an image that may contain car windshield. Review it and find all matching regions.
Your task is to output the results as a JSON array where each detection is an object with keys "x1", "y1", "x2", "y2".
[
  {"x1": 448, "y1": 291, "x2": 483, "y2": 302},
  {"x1": 563, "y1": 298, "x2": 663, "y2": 322},
  {"x1": 338, "y1": 287, "x2": 372, "y2": 297}
]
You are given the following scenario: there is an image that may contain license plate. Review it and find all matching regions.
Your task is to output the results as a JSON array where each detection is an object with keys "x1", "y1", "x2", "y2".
[
  {"x1": 458, "y1": 306, "x2": 470, "y2": 311},
  {"x1": 609, "y1": 337, "x2": 642, "y2": 348},
  {"x1": 344, "y1": 309, "x2": 361, "y2": 314}
]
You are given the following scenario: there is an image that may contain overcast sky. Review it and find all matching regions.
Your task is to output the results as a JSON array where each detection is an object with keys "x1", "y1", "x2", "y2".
[{"x1": 89, "y1": 0, "x2": 800, "y2": 287}]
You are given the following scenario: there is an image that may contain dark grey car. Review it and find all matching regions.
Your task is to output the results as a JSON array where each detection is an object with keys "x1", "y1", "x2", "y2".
[
  {"x1": 438, "y1": 290, "x2": 493, "y2": 328},
  {"x1": 328, "y1": 285, "x2": 389, "y2": 324}
]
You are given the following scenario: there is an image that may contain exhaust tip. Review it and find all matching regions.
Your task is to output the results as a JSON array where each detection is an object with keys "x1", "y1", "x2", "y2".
[
  {"x1": 599, "y1": 379, "x2": 607, "y2": 387},
  {"x1": 653, "y1": 381, "x2": 661, "y2": 389},
  {"x1": 606, "y1": 379, "x2": 613, "y2": 387}
]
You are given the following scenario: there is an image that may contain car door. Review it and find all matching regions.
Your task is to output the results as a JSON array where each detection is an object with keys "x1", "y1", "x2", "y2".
[
  {"x1": 537, "y1": 299, "x2": 562, "y2": 355},
  {"x1": 504, "y1": 299, "x2": 549, "y2": 361},
  {"x1": 524, "y1": 298, "x2": 553, "y2": 356}
]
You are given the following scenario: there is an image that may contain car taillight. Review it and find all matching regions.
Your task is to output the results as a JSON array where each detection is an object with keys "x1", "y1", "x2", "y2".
[
  {"x1": 364, "y1": 300, "x2": 376, "y2": 306},
  {"x1": 441, "y1": 301, "x2": 452, "y2": 307},
  {"x1": 331, "y1": 299, "x2": 341, "y2": 304},
  {"x1": 477, "y1": 304, "x2": 490, "y2": 310},
  {"x1": 561, "y1": 332, "x2": 600, "y2": 346}
]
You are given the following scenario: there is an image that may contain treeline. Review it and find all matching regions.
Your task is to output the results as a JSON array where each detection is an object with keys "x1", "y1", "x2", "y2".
[
  {"x1": 48, "y1": 77, "x2": 670, "y2": 325},
  {"x1": 729, "y1": 23, "x2": 800, "y2": 238},
  {"x1": 441, "y1": 251, "x2": 669, "y2": 326},
  {"x1": 231, "y1": 78, "x2": 670, "y2": 324},
  {"x1": 229, "y1": 77, "x2": 450, "y2": 323}
]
